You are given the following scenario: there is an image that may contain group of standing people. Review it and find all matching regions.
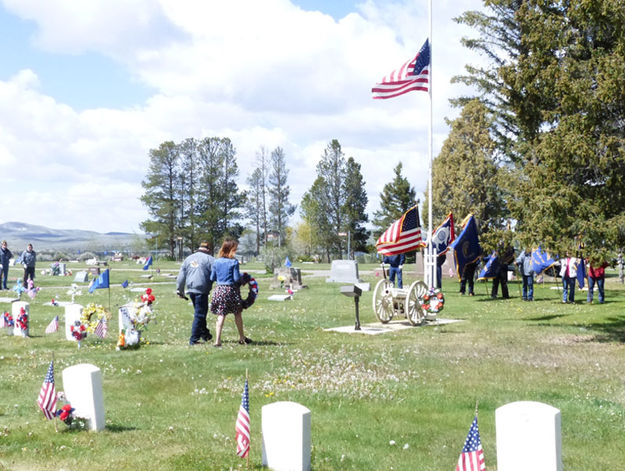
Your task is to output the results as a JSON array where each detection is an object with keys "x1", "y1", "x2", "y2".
[
  {"x1": 0, "y1": 241, "x2": 37, "y2": 290},
  {"x1": 176, "y1": 238, "x2": 252, "y2": 347},
  {"x1": 459, "y1": 246, "x2": 610, "y2": 304}
]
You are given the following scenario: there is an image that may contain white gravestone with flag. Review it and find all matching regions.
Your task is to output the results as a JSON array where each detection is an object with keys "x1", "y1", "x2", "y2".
[
  {"x1": 262, "y1": 401, "x2": 311, "y2": 471},
  {"x1": 62, "y1": 363, "x2": 106, "y2": 431}
]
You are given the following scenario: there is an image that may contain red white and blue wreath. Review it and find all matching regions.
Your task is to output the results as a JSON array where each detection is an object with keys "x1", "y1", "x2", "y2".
[{"x1": 239, "y1": 272, "x2": 259, "y2": 309}]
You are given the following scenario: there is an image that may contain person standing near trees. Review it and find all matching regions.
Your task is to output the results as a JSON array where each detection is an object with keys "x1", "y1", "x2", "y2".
[
  {"x1": 176, "y1": 241, "x2": 215, "y2": 346},
  {"x1": 21, "y1": 243, "x2": 36, "y2": 287},
  {"x1": 587, "y1": 257, "x2": 609, "y2": 304},
  {"x1": 210, "y1": 238, "x2": 251, "y2": 347},
  {"x1": 515, "y1": 248, "x2": 534, "y2": 301},
  {"x1": 459, "y1": 259, "x2": 477, "y2": 296},
  {"x1": 560, "y1": 252, "x2": 578, "y2": 304},
  {"x1": 0, "y1": 241, "x2": 12, "y2": 290}
]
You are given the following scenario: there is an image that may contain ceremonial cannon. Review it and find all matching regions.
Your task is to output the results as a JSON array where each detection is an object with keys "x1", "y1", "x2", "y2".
[{"x1": 372, "y1": 265, "x2": 442, "y2": 325}]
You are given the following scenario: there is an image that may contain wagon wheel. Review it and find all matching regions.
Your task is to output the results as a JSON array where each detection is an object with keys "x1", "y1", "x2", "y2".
[
  {"x1": 372, "y1": 279, "x2": 394, "y2": 323},
  {"x1": 406, "y1": 280, "x2": 428, "y2": 326}
]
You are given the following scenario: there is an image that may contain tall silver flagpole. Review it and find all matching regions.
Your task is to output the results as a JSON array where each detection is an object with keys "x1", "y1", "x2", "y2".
[{"x1": 426, "y1": 0, "x2": 434, "y2": 288}]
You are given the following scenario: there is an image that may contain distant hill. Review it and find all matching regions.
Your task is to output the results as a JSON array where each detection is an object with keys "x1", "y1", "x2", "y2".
[{"x1": 0, "y1": 221, "x2": 144, "y2": 252}]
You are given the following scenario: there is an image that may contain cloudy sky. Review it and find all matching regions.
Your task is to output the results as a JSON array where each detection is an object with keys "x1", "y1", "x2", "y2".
[{"x1": 0, "y1": 0, "x2": 486, "y2": 234}]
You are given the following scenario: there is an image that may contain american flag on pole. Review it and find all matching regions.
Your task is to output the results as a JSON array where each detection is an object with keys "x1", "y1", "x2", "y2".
[
  {"x1": 37, "y1": 360, "x2": 57, "y2": 420},
  {"x1": 376, "y1": 206, "x2": 423, "y2": 256},
  {"x1": 44, "y1": 315, "x2": 59, "y2": 334},
  {"x1": 456, "y1": 415, "x2": 485, "y2": 471},
  {"x1": 94, "y1": 317, "x2": 108, "y2": 339},
  {"x1": 372, "y1": 39, "x2": 430, "y2": 99},
  {"x1": 235, "y1": 378, "x2": 250, "y2": 458}
]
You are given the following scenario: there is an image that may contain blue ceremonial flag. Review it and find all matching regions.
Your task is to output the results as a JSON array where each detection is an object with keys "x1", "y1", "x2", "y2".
[
  {"x1": 121, "y1": 279, "x2": 129, "y2": 288},
  {"x1": 531, "y1": 246, "x2": 557, "y2": 276},
  {"x1": 427, "y1": 212, "x2": 455, "y2": 256},
  {"x1": 143, "y1": 256, "x2": 153, "y2": 270},
  {"x1": 284, "y1": 257, "x2": 292, "y2": 268},
  {"x1": 478, "y1": 251, "x2": 500, "y2": 281},
  {"x1": 89, "y1": 269, "x2": 110, "y2": 293},
  {"x1": 576, "y1": 257, "x2": 586, "y2": 289},
  {"x1": 450, "y1": 215, "x2": 482, "y2": 280}
]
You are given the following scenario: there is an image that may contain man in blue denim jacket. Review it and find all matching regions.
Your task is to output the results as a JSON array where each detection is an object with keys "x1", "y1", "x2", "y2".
[
  {"x1": 515, "y1": 248, "x2": 534, "y2": 301},
  {"x1": 177, "y1": 242, "x2": 215, "y2": 345}
]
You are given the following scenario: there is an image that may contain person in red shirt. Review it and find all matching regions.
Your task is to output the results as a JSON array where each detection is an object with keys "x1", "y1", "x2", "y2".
[{"x1": 587, "y1": 258, "x2": 609, "y2": 304}]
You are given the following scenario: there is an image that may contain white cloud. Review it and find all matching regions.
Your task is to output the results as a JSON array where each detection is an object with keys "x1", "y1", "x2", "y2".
[{"x1": 0, "y1": 0, "x2": 487, "y2": 233}]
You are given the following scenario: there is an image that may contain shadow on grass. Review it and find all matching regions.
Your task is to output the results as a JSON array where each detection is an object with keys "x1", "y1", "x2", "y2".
[
  {"x1": 105, "y1": 423, "x2": 138, "y2": 433},
  {"x1": 585, "y1": 315, "x2": 625, "y2": 343}
]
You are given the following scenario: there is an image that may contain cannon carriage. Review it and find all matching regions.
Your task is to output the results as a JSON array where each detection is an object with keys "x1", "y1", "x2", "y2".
[{"x1": 372, "y1": 264, "x2": 443, "y2": 325}]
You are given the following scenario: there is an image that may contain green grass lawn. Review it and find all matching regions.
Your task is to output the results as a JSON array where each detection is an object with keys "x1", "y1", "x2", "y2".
[{"x1": 1, "y1": 261, "x2": 624, "y2": 470}]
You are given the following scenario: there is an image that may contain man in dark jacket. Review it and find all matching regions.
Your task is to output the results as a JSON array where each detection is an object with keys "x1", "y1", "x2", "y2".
[
  {"x1": 177, "y1": 242, "x2": 215, "y2": 345},
  {"x1": 0, "y1": 240, "x2": 12, "y2": 290},
  {"x1": 383, "y1": 253, "x2": 406, "y2": 288},
  {"x1": 21, "y1": 243, "x2": 36, "y2": 287}
]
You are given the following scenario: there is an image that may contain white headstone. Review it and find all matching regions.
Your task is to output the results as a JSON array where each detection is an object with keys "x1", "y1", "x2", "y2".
[
  {"x1": 267, "y1": 295, "x2": 292, "y2": 302},
  {"x1": 64, "y1": 304, "x2": 83, "y2": 341},
  {"x1": 12, "y1": 301, "x2": 29, "y2": 337},
  {"x1": 262, "y1": 401, "x2": 311, "y2": 471},
  {"x1": 74, "y1": 271, "x2": 89, "y2": 283},
  {"x1": 496, "y1": 401, "x2": 562, "y2": 471},
  {"x1": 326, "y1": 260, "x2": 360, "y2": 284},
  {"x1": 62, "y1": 363, "x2": 106, "y2": 431},
  {"x1": 59, "y1": 263, "x2": 67, "y2": 275}
]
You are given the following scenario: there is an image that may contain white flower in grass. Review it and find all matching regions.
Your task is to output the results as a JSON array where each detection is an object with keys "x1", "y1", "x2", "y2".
[
  {"x1": 389, "y1": 440, "x2": 396, "y2": 446},
  {"x1": 403, "y1": 443, "x2": 409, "y2": 450}
]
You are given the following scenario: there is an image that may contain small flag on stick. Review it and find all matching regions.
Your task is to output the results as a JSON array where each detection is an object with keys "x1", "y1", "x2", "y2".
[
  {"x1": 37, "y1": 360, "x2": 57, "y2": 420},
  {"x1": 89, "y1": 269, "x2": 110, "y2": 294},
  {"x1": 235, "y1": 378, "x2": 251, "y2": 458},
  {"x1": 94, "y1": 318, "x2": 108, "y2": 339},
  {"x1": 456, "y1": 414, "x2": 485, "y2": 471},
  {"x1": 143, "y1": 256, "x2": 153, "y2": 271},
  {"x1": 121, "y1": 280, "x2": 129, "y2": 288},
  {"x1": 45, "y1": 315, "x2": 59, "y2": 334}
]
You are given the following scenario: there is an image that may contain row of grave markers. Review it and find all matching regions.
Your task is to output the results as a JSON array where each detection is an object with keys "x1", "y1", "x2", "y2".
[{"x1": 54, "y1": 361, "x2": 562, "y2": 471}]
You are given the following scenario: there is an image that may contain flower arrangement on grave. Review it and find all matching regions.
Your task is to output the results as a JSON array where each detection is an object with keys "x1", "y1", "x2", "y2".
[
  {"x1": 51, "y1": 298, "x2": 59, "y2": 307},
  {"x1": 1, "y1": 311, "x2": 13, "y2": 328},
  {"x1": 80, "y1": 303, "x2": 111, "y2": 334},
  {"x1": 15, "y1": 307, "x2": 28, "y2": 333},
  {"x1": 26, "y1": 279, "x2": 40, "y2": 300},
  {"x1": 12, "y1": 280, "x2": 25, "y2": 298},
  {"x1": 55, "y1": 392, "x2": 87, "y2": 429},
  {"x1": 420, "y1": 288, "x2": 445, "y2": 315},
  {"x1": 140, "y1": 288, "x2": 155, "y2": 305},
  {"x1": 70, "y1": 320, "x2": 87, "y2": 342}
]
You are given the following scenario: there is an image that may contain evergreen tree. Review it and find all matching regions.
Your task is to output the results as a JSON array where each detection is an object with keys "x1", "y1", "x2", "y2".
[
  {"x1": 246, "y1": 167, "x2": 264, "y2": 256},
  {"x1": 301, "y1": 176, "x2": 334, "y2": 261},
  {"x1": 456, "y1": 0, "x2": 625, "y2": 253},
  {"x1": 342, "y1": 157, "x2": 369, "y2": 254},
  {"x1": 316, "y1": 139, "x2": 347, "y2": 256},
  {"x1": 372, "y1": 162, "x2": 416, "y2": 237},
  {"x1": 179, "y1": 138, "x2": 201, "y2": 251},
  {"x1": 268, "y1": 147, "x2": 296, "y2": 247},
  {"x1": 140, "y1": 141, "x2": 181, "y2": 259},
  {"x1": 423, "y1": 100, "x2": 506, "y2": 248}
]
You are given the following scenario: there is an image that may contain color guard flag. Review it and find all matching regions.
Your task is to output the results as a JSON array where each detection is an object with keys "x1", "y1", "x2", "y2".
[
  {"x1": 235, "y1": 378, "x2": 251, "y2": 458},
  {"x1": 44, "y1": 315, "x2": 59, "y2": 334},
  {"x1": 376, "y1": 206, "x2": 423, "y2": 256},
  {"x1": 143, "y1": 256, "x2": 153, "y2": 270},
  {"x1": 456, "y1": 415, "x2": 486, "y2": 471},
  {"x1": 478, "y1": 251, "x2": 500, "y2": 281},
  {"x1": 372, "y1": 39, "x2": 430, "y2": 99},
  {"x1": 428, "y1": 212, "x2": 455, "y2": 255},
  {"x1": 531, "y1": 246, "x2": 557, "y2": 276},
  {"x1": 89, "y1": 268, "x2": 110, "y2": 294},
  {"x1": 576, "y1": 256, "x2": 586, "y2": 289},
  {"x1": 450, "y1": 215, "x2": 482, "y2": 280},
  {"x1": 37, "y1": 360, "x2": 57, "y2": 420}
]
